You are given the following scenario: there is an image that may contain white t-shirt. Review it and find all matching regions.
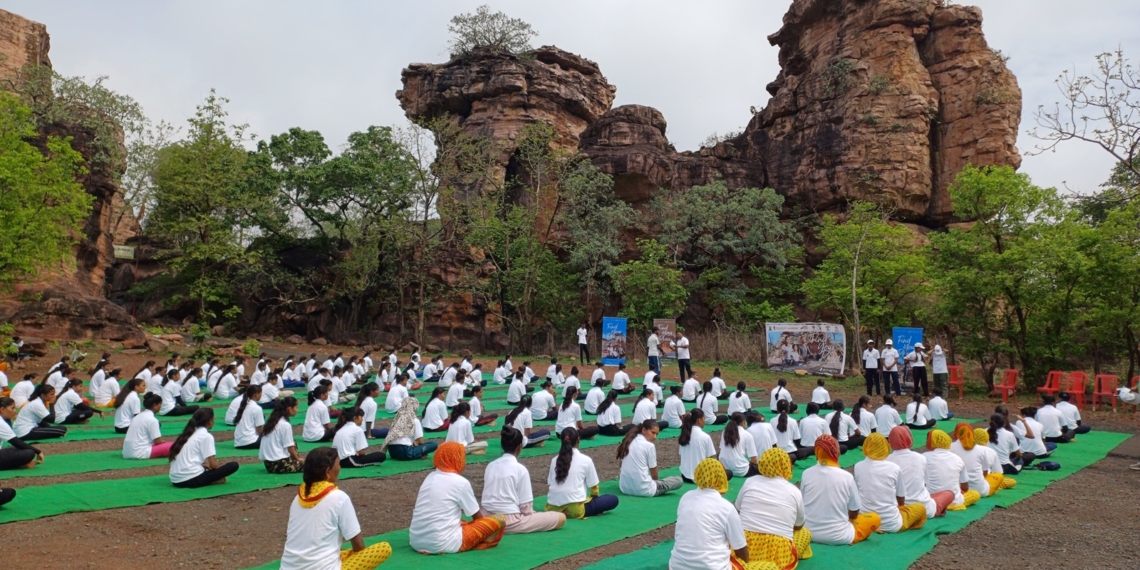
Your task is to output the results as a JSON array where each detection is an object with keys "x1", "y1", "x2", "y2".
[
  {"x1": 735, "y1": 475, "x2": 805, "y2": 540},
  {"x1": 931, "y1": 351, "x2": 948, "y2": 374},
  {"x1": 612, "y1": 371, "x2": 631, "y2": 391},
  {"x1": 823, "y1": 411, "x2": 857, "y2": 442},
  {"x1": 798, "y1": 415, "x2": 829, "y2": 447},
  {"x1": 1035, "y1": 406, "x2": 1066, "y2": 437},
  {"x1": 10, "y1": 380, "x2": 35, "y2": 408},
  {"x1": 950, "y1": 441, "x2": 990, "y2": 496},
  {"x1": 561, "y1": 375, "x2": 581, "y2": 398},
  {"x1": 303, "y1": 400, "x2": 331, "y2": 442},
  {"x1": 89, "y1": 369, "x2": 106, "y2": 395},
  {"x1": 632, "y1": 398, "x2": 658, "y2": 425},
  {"x1": 596, "y1": 403, "x2": 622, "y2": 428},
  {"x1": 584, "y1": 387, "x2": 606, "y2": 414},
  {"x1": 801, "y1": 464, "x2": 861, "y2": 545},
  {"x1": 555, "y1": 402, "x2": 582, "y2": 435},
  {"x1": 989, "y1": 429, "x2": 1019, "y2": 466},
  {"x1": 95, "y1": 378, "x2": 121, "y2": 407},
  {"x1": 1056, "y1": 401, "x2": 1081, "y2": 429},
  {"x1": 445, "y1": 416, "x2": 476, "y2": 447},
  {"x1": 812, "y1": 386, "x2": 831, "y2": 404},
  {"x1": 619, "y1": 435, "x2": 658, "y2": 497},
  {"x1": 854, "y1": 409, "x2": 877, "y2": 435},
  {"x1": 280, "y1": 489, "x2": 362, "y2": 570},
  {"x1": 159, "y1": 381, "x2": 182, "y2": 415},
  {"x1": 422, "y1": 399, "x2": 449, "y2": 430},
  {"x1": 114, "y1": 391, "x2": 141, "y2": 429},
  {"x1": 215, "y1": 374, "x2": 238, "y2": 400},
  {"x1": 469, "y1": 396, "x2": 485, "y2": 418},
  {"x1": 710, "y1": 377, "x2": 727, "y2": 397},
  {"x1": 546, "y1": 364, "x2": 558, "y2": 380},
  {"x1": 384, "y1": 384, "x2": 408, "y2": 414},
  {"x1": 905, "y1": 350, "x2": 925, "y2": 368},
  {"x1": 225, "y1": 396, "x2": 246, "y2": 425},
  {"x1": 408, "y1": 471, "x2": 481, "y2": 554},
  {"x1": 445, "y1": 382, "x2": 465, "y2": 407},
  {"x1": 697, "y1": 393, "x2": 720, "y2": 419},
  {"x1": 438, "y1": 367, "x2": 457, "y2": 388},
  {"x1": 547, "y1": 448, "x2": 599, "y2": 507},
  {"x1": 422, "y1": 362, "x2": 438, "y2": 380},
  {"x1": 863, "y1": 348, "x2": 880, "y2": 369},
  {"x1": 13, "y1": 399, "x2": 50, "y2": 437},
  {"x1": 678, "y1": 425, "x2": 716, "y2": 480},
  {"x1": 507, "y1": 379, "x2": 528, "y2": 404},
  {"x1": 854, "y1": 458, "x2": 905, "y2": 532},
  {"x1": 769, "y1": 385, "x2": 793, "y2": 411},
  {"x1": 644, "y1": 370, "x2": 658, "y2": 386},
  {"x1": 1013, "y1": 417, "x2": 1048, "y2": 456},
  {"x1": 647, "y1": 334, "x2": 660, "y2": 357},
  {"x1": 169, "y1": 427, "x2": 216, "y2": 483},
  {"x1": 876, "y1": 405, "x2": 902, "y2": 433},
  {"x1": 675, "y1": 336, "x2": 690, "y2": 360},
  {"x1": 924, "y1": 448, "x2": 967, "y2": 506},
  {"x1": 0, "y1": 416, "x2": 15, "y2": 447},
  {"x1": 184, "y1": 376, "x2": 204, "y2": 403},
  {"x1": 577, "y1": 327, "x2": 588, "y2": 344},
  {"x1": 53, "y1": 389, "x2": 83, "y2": 420},
  {"x1": 669, "y1": 488, "x2": 747, "y2": 570},
  {"x1": 481, "y1": 454, "x2": 532, "y2": 515},
  {"x1": 511, "y1": 407, "x2": 536, "y2": 446},
  {"x1": 928, "y1": 396, "x2": 950, "y2": 420},
  {"x1": 881, "y1": 348, "x2": 900, "y2": 371},
  {"x1": 662, "y1": 395, "x2": 686, "y2": 428},
  {"x1": 773, "y1": 417, "x2": 801, "y2": 453},
  {"x1": 905, "y1": 402, "x2": 932, "y2": 425},
  {"x1": 682, "y1": 379, "x2": 701, "y2": 401},
  {"x1": 888, "y1": 449, "x2": 937, "y2": 518},
  {"x1": 531, "y1": 390, "x2": 557, "y2": 420},
  {"x1": 748, "y1": 422, "x2": 778, "y2": 452},
  {"x1": 123, "y1": 409, "x2": 162, "y2": 459},
  {"x1": 260, "y1": 418, "x2": 296, "y2": 462},
  {"x1": 333, "y1": 423, "x2": 369, "y2": 460},
  {"x1": 719, "y1": 428, "x2": 758, "y2": 477},
  {"x1": 390, "y1": 418, "x2": 423, "y2": 447},
  {"x1": 234, "y1": 400, "x2": 266, "y2": 447},
  {"x1": 727, "y1": 392, "x2": 751, "y2": 415},
  {"x1": 977, "y1": 444, "x2": 1003, "y2": 474},
  {"x1": 359, "y1": 397, "x2": 378, "y2": 427}
]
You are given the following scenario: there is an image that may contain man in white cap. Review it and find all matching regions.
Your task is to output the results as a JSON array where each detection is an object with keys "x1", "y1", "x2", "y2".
[
  {"x1": 862, "y1": 339, "x2": 881, "y2": 396},
  {"x1": 881, "y1": 339, "x2": 901, "y2": 396},
  {"x1": 904, "y1": 342, "x2": 929, "y2": 396}
]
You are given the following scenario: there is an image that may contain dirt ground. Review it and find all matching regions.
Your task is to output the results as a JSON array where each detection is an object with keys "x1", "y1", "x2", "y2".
[{"x1": 4, "y1": 340, "x2": 1138, "y2": 569}]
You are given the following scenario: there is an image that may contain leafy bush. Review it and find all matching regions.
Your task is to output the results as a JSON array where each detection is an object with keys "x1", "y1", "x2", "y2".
[
  {"x1": 242, "y1": 338, "x2": 261, "y2": 357},
  {"x1": 448, "y1": 5, "x2": 537, "y2": 57}
]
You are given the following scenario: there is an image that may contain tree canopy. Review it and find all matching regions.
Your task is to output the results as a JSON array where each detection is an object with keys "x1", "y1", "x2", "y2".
[{"x1": 448, "y1": 5, "x2": 537, "y2": 57}]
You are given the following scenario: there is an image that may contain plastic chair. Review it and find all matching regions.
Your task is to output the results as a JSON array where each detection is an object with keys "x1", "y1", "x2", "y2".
[
  {"x1": 995, "y1": 369, "x2": 1019, "y2": 404},
  {"x1": 947, "y1": 365, "x2": 964, "y2": 399},
  {"x1": 1063, "y1": 372, "x2": 1088, "y2": 410},
  {"x1": 1092, "y1": 374, "x2": 1119, "y2": 411},
  {"x1": 1037, "y1": 370, "x2": 1064, "y2": 398},
  {"x1": 1131, "y1": 376, "x2": 1139, "y2": 413}
]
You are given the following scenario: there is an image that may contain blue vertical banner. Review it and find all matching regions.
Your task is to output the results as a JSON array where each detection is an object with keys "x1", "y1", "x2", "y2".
[
  {"x1": 892, "y1": 327, "x2": 924, "y2": 362},
  {"x1": 601, "y1": 317, "x2": 628, "y2": 366}
]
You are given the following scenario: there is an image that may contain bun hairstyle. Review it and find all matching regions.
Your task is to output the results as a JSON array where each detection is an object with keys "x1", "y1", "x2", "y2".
[
  {"x1": 142, "y1": 393, "x2": 163, "y2": 410},
  {"x1": 679, "y1": 408, "x2": 705, "y2": 446},
  {"x1": 883, "y1": 394, "x2": 896, "y2": 407},
  {"x1": 169, "y1": 407, "x2": 214, "y2": 461},
  {"x1": 670, "y1": 385, "x2": 682, "y2": 395},
  {"x1": 263, "y1": 396, "x2": 299, "y2": 436},
  {"x1": 734, "y1": 381, "x2": 747, "y2": 399},
  {"x1": 554, "y1": 427, "x2": 580, "y2": 484},
  {"x1": 500, "y1": 424, "x2": 524, "y2": 454}
]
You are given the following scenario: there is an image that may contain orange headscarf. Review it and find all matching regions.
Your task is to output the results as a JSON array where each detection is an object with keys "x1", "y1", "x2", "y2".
[
  {"x1": 434, "y1": 441, "x2": 467, "y2": 474},
  {"x1": 888, "y1": 425, "x2": 913, "y2": 451},
  {"x1": 0, "y1": 362, "x2": 7, "y2": 372},
  {"x1": 953, "y1": 422, "x2": 975, "y2": 450},
  {"x1": 815, "y1": 434, "x2": 840, "y2": 467}
]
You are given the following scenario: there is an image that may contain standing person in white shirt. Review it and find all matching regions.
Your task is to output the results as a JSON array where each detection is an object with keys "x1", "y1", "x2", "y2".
[
  {"x1": 904, "y1": 342, "x2": 929, "y2": 397},
  {"x1": 669, "y1": 458, "x2": 751, "y2": 570},
  {"x1": 577, "y1": 322, "x2": 590, "y2": 364},
  {"x1": 661, "y1": 385, "x2": 687, "y2": 428},
  {"x1": 545, "y1": 427, "x2": 619, "y2": 519},
  {"x1": 719, "y1": 413, "x2": 759, "y2": 477},
  {"x1": 122, "y1": 394, "x2": 172, "y2": 459},
  {"x1": 278, "y1": 447, "x2": 392, "y2": 570},
  {"x1": 168, "y1": 408, "x2": 240, "y2": 488},
  {"x1": 812, "y1": 379, "x2": 831, "y2": 405},
  {"x1": 479, "y1": 426, "x2": 566, "y2": 534},
  {"x1": 646, "y1": 326, "x2": 662, "y2": 376},
  {"x1": 589, "y1": 362, "x2": 606, "y2": 387},
  {"x1": 678, "y1": 409, "x2": 719, "y2": 483},
  {"x1": 928, "y1": 389, "x2": 953, "y2": 420},
  {"x1": 876, "y1": 395, "x2": 903, "y2": 433},
  {"x1": 617, "y1": 420, "x2": 682, "y2": 497},
  {"x1": 800, "y1": 435, "x2": 881, "y2": 545},
  {"x1": 769, "y1": 378, "x2": 797, "y2": 413},
  {"x1": 881, "y1": 339, "x2": 901, "y2": 396},
  {"x1": 904, "y1": 393, "x2": 936, "y2": 430},
  {"x1": 1057, "y1": 393, "x2": 1091, "y2": 435},
  {"x1": 734, "y1": 448, "x2": 813, "y2": 569},
  {"x1": 931, "y1": 345, "x2": 950, "y2": 395},
  {"x1": 408, "y1": 441, "x2": 505, "y2": 554},
  {"x1": 854, "y1": 433, "x2": 928, "y2": 533},
  {"x1": 673, "y1": 329, "x2": 692, "y2": 381},
  {"x1": 862, "y1": 339, "x2": 881, "y2": 397}
]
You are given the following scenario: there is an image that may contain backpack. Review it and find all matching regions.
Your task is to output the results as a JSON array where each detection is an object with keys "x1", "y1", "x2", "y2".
[{"x1": 1035, "y1": 461, "x2": 1061, "y2": 471}]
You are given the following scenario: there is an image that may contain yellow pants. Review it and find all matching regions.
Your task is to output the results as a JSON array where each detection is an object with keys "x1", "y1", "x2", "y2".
[
  {"x1": 898, "y1": 503, "x2": 927, "y2": 531},
  {"x1": 340, "y1": 542, "x2": 391, "y2": 570},
  {"x1": 852, "y1": 512, "x2": 881, "y2": 544},
  {"x1": 740, "y1": 528, "x2": 813, "y2": 570},
  {"x1": 984, "y1": 472, "x2": 1014, "y2": 496},
  {"x1": 946, "y1": 490, "x2": 982, "y2": 511}
]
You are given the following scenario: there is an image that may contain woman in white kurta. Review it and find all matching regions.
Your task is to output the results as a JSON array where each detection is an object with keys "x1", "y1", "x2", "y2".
[
  {"x1": 735, "y1": 448, "x2": 813, "y2": 568},
  {"x1": 479, "y1": 426, "x2": 565, "y2": 534},
  {"x1": 445, "y1": 403, "x2": 488, "y2": 454},
  {"x1": 408, "y1": 442, "x2": 505, "y2": 554},
  {"x1": 545, "y1": 427, "x2": 619, "y2": 519},
  {"x1": 800, "y1": 435, "x2": 880, "y2": 545},
  {"x1": 678, "y1": 409, "x2": 717, "y2": 483}
]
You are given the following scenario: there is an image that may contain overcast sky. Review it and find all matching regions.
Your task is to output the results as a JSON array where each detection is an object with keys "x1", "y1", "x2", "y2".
[{"x1": 6, "y1": 0, "x2": 1139, "y2": 195}]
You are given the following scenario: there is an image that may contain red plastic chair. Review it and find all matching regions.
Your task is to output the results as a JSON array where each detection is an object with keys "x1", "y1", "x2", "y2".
[
  {"x1": 1037, "y1": 370, "x2": 1064, "y2": 398},
  {"x1": 1063, "y1": 372, "x2": 1088, "y2": 410},
  {"x1": 947, "y1": 365, "x2": 964, "y2": 399},
  {"x1": 1131, "y1": 376, "x2": 1139, "y2": 413},
  {"x1": 995, "y1": 369, "x2": 1019, "y2": 404},
  {"x1": 1092, "y1": 374, "x2": 1119, "y2": 411}
]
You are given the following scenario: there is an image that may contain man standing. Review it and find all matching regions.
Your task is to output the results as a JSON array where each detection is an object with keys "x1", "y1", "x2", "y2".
[
  {"x1": 881, "y1": 339, "x2": 901, "y2": 396},
  {"x1": 862, "y1": 340, "x2": 881, "y2": 396},
  {"x1": 647, "y1": 327, "x2": 662, "y2": 376},
  {"x1": 673, "y1": 328, "x2": 691, "y2": 381},
  {"x1": 577, "y1": 322, "x2": 590, "y2": 364},
  {"x1": 905, "y1": 343, "x2": 929, "y2": 397}
]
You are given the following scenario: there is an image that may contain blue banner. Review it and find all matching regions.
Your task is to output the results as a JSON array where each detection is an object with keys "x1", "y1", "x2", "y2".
[
  {"x1": 892, "y1": 327, "x2": 924, "y2": 362},
  {"x1": 601, "y1": 317, "x2": 628, "y2": 366}
]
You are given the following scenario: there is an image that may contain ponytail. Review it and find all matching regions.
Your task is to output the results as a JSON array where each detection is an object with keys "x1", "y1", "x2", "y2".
[
  {"x1": 423, "y1": 387, "x2": 446, "y2": 418},
  {"x1": 851, "y1": 396, "x2": 869, "y2": 424},
  {"x1": 354, "y1": 382, "x2": 379, "y2": 409},
  {"x1": 114, "y1": 378, "x2": 143, "y2": 408},
  {"x1": 263, "y1": 396, "x2": 298, "y2": 437},
  {"x1": 829, "y1": 400, "x2": 845, "y2": 437},
  {"x1": 776, "y1": 399, "x2": 789, "y2": 433},
  {"x1": 134, "y1": 360, "x2": 155, "y2": 380},
  {"x1": 450, "y1": 402, "x2": 471, "y2": 423},
  {"x1": 679, "y1": 409, "x2": 704, "y2": 446},
  {"x1": 734, "y1": 381, "x2": 746, "y2": 399},
  {"x1": 698, "y1": 381, "x2": 713, "y2": 409},
  {"x1": 724, "y1": 412, "x2": 743, "y2": 448},
  {"x1": 910, "y1": 392, "x2": 922, "y2": 423},
  {"x1": 332, "y1": 406, "x2": 362, "y2": 434},
  {"x1": 169, "y1": 408, "x2": 214, "y2": 461},
  {"x1": 505, "y1": 396, "x2": 532, "y2": 425},
  {"x1": 161, "y1": 369, "x2": 178, "y2": 387},
  {"x1": 183, "y1": 368, "x2": 203, "y2": 387},
  {"x1": 615, "y1": 420, "x2": 652, "y2": 460},
  {"x1": 634, "y1": 388, "x2": 653, "y2": 409},
  {"x1": 302, "y1": 448, "x2": 339, "y2": 496},
  {"x1": 235, "y1": 385, "x2": 262, "y2": 425},
  {"x1": 554, "y1": 427, "x2": 580, "y2": 484},
  {"x1": 308, "y1": 385, "x2": 328, "y2": 406},
  {"x1": 988, "y1": 413, "x2": 1004, "y2": 446},
  {"x1": 595, "y1": 391, "x2": 619, "y2": 416},
  {"x1": 561, "y1": 387, "x2": 578, "y2": 411}
]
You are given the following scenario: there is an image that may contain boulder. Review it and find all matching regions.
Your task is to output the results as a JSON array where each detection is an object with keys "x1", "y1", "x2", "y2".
[
  {"x1": 145, "y1": 337, "x2": 170, "y2": 353},
  {"x1": 312, "y1": 337, "x2": 328, "y2": 346},
  {"x1": 211, "y1": 325, "x2": 226, "y2": 337},
  {"x1": 158, "y1": 334, "x2": 185, "y2": 345},
  {"x1": 287, "y1": 334, "x2": 305, "y2": 345}
]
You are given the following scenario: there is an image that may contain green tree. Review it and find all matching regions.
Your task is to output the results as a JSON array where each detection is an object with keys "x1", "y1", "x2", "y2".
[
  {"x1": 613, "y1": 239, "x2": 689, "y2": 333},
  {"x1": 448, "y1": 5, "x2": 537, "y2": 57},
  {"x1": 0, "y1": 92, "x2": 91, "y2": 288},
  {"x1": 803, "y1": 201, "x2": 929, "y2": 369}
]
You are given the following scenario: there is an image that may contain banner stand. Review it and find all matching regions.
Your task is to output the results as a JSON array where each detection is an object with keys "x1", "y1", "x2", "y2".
[{"x1": 601, "y1": 317, "x2": 628, "y2": 367}]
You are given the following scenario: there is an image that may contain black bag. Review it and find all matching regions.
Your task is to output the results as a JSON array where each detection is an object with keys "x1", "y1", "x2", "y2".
[{"x1": 1035, "y1": 461, "x2": 1061, "y2": 471}]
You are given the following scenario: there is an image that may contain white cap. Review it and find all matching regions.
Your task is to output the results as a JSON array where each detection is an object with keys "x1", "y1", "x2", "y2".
[
  {"x1": 914, "y1": 342, "x2": 925, "y2": 349},
  {"x1": 867, "y1": 339, "x2": 875, "y2": 344},
  {"x1": 884, "y1": 339, "x2": 893, "y2": 345}
]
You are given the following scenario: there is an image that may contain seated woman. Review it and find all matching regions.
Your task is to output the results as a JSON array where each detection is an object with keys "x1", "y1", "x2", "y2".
[
  {"x1": 583, "y1": 380, "x2": 608, "y2": 415},
  {"x1": 617, "y1": 419, "x2": 683, "y2": 497},
  {"x1": 800, "y1": 435, "x2": 881, "y2": 545},
  {"x1": 735, "y1": 449, "x2": 814, "y2": 570},
  {"x1": 555, "y1": 387, "x2": 597, "y2": 440},
  {"x1": 545, "y1": 427, "x2": 619, "y2": 519},
  {"x1": 681, "y1": 374, "x2": 701, "y2": 403},
  {"x1": 159, "y1": 370, "x2": 198, "y2": 417},
  {"x1": 987, "y1": 412, "x2": 1033, "y2": 473},
  {"x1": 972, "y1": 428, "x2": 1016, "y2": 494},
  {"x1": 745, "y1": 411, "x2": 777, "y2": 452},
  {"x1": 93, "y1": 368, "x2": 123, "y2": 408},
  {"x1": 875, "y1": 395, "x2": 903, "y2": 434},
  {"x1": 445, "y1": 376, "x2": 466, "y2": 408},
  {"x1": 631, "y1": 388, "x2": 668, "y2": 431},
  {"x1": 769, "y1": 378, "x2": 797, "y2": 413},
  {"x1": 279, "y1": 447, "x2": 391, "y2": 570},
  {"x1": 480, "y1": 426, "x2": 566, "y2": 534},
  {"x1": 853, "y1": 433, "x2": 928, "y2": 533},
  {"x1": 12, "y1": 385, "x2": 67, "y2": 441},
  {"x1": 53, "y1": 377, "x2": 100, "y2": 425},
  {"x1": 232, "y1": 385, "x2": 266, "y2": 450},
  {"x1": 333, "y1": 407, "x2": 387, "y2": 468},
  {"x1": 595, "y1": 391, "x2": 631, "y2": 437},
  {"x1": 697, "y1": 382, "x2": 730, "y2": 425},
  {"x1": 382, "y1": 398, "x2": 439, "y2": 461},
  {"x1": 260, "y1": 397, "x2": 306, "y2": 474},
  {"x1": 383, "y1": 375, "x2": 409, "y2": 415},
  {"x1": 446, "y1": 403, "x2": 488, "y2": 455},
  {"x1": 408, "y1": 441, "x2": 505, "y2": 554},
  {"x1": 303, "y1": 386, "x2": 336, "y2": 443},
  {"x1": 0, "y1": 396, "x2": 44, "y2": 470},
  {"x1": 467, "y1": 385, "x2": 499, "y2": 427},
  {"x1": 168, "y1": 408, "x2": 240, "y2": 488},
  {"x1": 123, "y1": 394, "x2": 172, "y2": 459},
  {"x1": 825, "y1": 400, "x2": 863, "y2": 449},
  {"x1": 772, "y1": 400, "x2": 802, "y2": 463},
  {"x1": 354, "y1": 382, "x2": 384, "y2": 439},
  {"x1": 904, "y1": 393, "x2": 936, "y2": 430},
  {"x1": 1014, "y1": 407, "x2": 1056, "y2": 459},
  {"x1": 851, "y1": 396, "x2": 877, "y2": 438},
  {"x1": 505, "y1": 396, "x2": 551, "y2": 448},
  {"x1": 923, "y1": 429, "x2": 979, "y2": 511},
  {"x1": 258, "y1": 373, "x2": 288, "y2": 407},
  {"x1": 668, "y1": 458, "x2": 751, "y2": 570},
  {"x1": 719, "y1": 412, "x2": 759, "y2": 478},
  {"x1": 529, "y1": 381, "x2": 559, "y2": 422},
  {"x1": 796, "y1": 403, "x2": 833, "y2": 460},
  {"x1": 422, "y1": 388, "x2": 450, "y2": 433},
  {"x1": 949, "y1": 423, "x2": 1002, "y2": 498},
  {"x1": 886, "y1": 426, "x2": 953, "y2": 519},
  {"x1": 112, "y1": 378, "x2": 145, "y2": 434},
  {"x1": 726, "y1": 381, "x2": 752, "y2": 415},
  {"x1": 181, "y1": 367, "x2": 211, "y2": 405},
  {"x1": 679, "y1": 409, "x2": 719, "y2": 484}
]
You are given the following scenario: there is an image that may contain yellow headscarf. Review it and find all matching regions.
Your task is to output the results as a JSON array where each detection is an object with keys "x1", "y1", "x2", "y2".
[
  {"x1": 954, "y1": 422, "x2": 975, "y2": 450},
  {"x1": 973, "y1": 428, "x2": 990, "y2": 446},
  {"x1": 694, "y1": 457, "x2": 729, "y2": 494},
  {"x1": 297, "y1": 481, "x2": 336, "y2": 508},
  {"x1": 862, "y1": 432, "x2": 891, "y2": 461},
  {"x1": 927, "y1": 429, "x2": 951, "y2": 451},
  {"x1": 758, "y1": 447, "x2": 793, "y2": 480}
]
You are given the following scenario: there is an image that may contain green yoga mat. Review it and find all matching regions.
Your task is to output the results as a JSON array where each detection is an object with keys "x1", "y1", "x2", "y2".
[{"x1": 580, "y1": 430, "x2": 1131, "y2": 570}]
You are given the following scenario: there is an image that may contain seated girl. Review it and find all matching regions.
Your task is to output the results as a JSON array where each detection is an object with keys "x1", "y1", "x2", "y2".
[
  {"x1": 972, "y1": 427, "x2": 1016, "y2": 494},
  {"x1": 875, "y1": 395, "x2": 903, "y2": 433},
  {"x1": 408, "y1": 442, "x2": 505, "y2": 554},
  {"x1": 333, "y1": 407, "x2": 387, "y2": 468},
  {"x1": 887, "y1": 426, "x2": 953, "y2": 519},
  {"x1": 123, "y1": 394, "x2": 172, "y2": 459},
  {"x1": 726, "y1": 381, "x2": 752, "y2": 415},
  {"x1": 904, "y1": 393, "x2": 936, "y2": 430},
  {"x1": 479, "y1": 426, "x2": 566, "y2": 534},
  {"x1": 13, "y1": 385, "x2": 67, "y2": 440},
  {"x1": 545, "y1": 427, "x2": 618, "y2": 519},
  {"x1": 631, "y1": 388, "x2": 668, "y2": 431},
  {"x1": 718, "y1": 412, "x2": 759, "y2": 478},
  {"x1": 853, "y1": 433, "x2": 928, "y2": 533},
  {"x1": 735, "y1": 448, "x2": 814, "y2": 569},
  {"x1": 382, "y1": 398, "x2": 439, "y2": 461},
  {"x1": 505, "y1": 396, "x2": 551, "y2": 448},
  {"x1": 446, "y1": 403, "x2": 488, "y2": 455},
  {"x1": 303, "y1": 386, "x2": 336, "y2": 443},
  {"x1": 678, "y1": 409, "x2": 719, "y2": 484},
  {"x1": 168, "y1": 408, "x2": 240, "y2": 488},
  {"x1": 617, "y1": 419, "x2": 683, "y2": 497},
  {"x1": 555, "y1": 387, "x2": 597, "y2": 440},
  {"x1": 54, "y1": 377, "x2": 100, "y2": 424},
  {"x1": 772, "y1": 400, "x2": 802, "y2": 463},
  {"x1": 923, "y1": 429, "x2": 979, "y2": 511},
  {"x1": 279, "y1": 447, "x2": 391, "y2": 570},
  {"x1": 422, "y1": 388, "x2": 450, "y2": 433},
  {"x1": 697, "y1": 382, "x2": 729, "y2": 425},
  {"x1": 595, "y1": 391, "x2": 631, "y2": 437},
  {"x1": 93, "y1": 368, "x2": 123, "y2": 408},
  {"x1": 112, "y1": 378, "x2": 146, "y2": 434},
  {"x1": 260, "y1": 397, "x2": 305, "y2": 474},
  {"x1": 159, "y1": 370, "x2": 198, "y2": 417},
  {"x1": 825, "y1": 400, "x2": 863, "y2": 449},
  {"x1": 467, "y1": 385, "x2": 499, "y2": 427},
  {"x1": 0, "y1": 396, "x2": 43, "y2": 470},
  {"x1": 232, "y1": 385, "x2": 266, "y2": 450}
]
